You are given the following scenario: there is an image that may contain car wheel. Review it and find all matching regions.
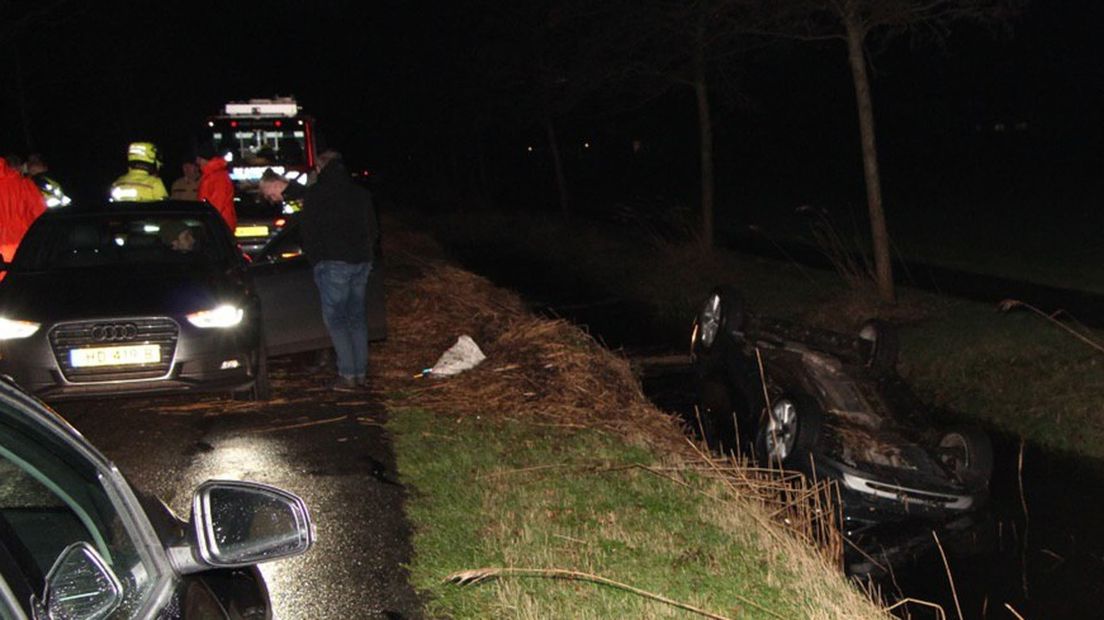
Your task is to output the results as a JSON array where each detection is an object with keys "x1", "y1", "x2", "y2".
[
  {"x1": 858, "y1": 319, "x2": 899, "y2": 373},
  {"x1": 938, "y1": 427, "x2": 993, "y2": 487},
  {"x1": 250, "y1": 345, "x2": 271, "y2": 402},
  {"x1": 693, "y1": 286, "x2": 745, "y2": 353},
  {"x1": 755, "y1": 393, "x2": 823, "y2": 470}
]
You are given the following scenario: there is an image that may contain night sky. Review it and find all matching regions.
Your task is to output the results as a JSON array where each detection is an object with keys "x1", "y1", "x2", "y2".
[{"x1": 2, "y1": 0, "x2": 1102, "y2": 215}]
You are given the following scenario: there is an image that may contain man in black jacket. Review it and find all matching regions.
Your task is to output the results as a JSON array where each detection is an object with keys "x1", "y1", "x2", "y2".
[{"x1": 302, "y1": 150, "x2": 379, "y2": 391}]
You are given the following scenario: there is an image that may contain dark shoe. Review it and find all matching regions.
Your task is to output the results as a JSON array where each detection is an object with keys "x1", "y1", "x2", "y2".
[{"x1": 328, "y1": 376, "x2": 358, "y2": 392}]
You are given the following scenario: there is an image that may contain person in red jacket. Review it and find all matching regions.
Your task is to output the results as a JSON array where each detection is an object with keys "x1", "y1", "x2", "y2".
[
  {"x1": 0, "y1": 156, "x2": 46, "y2": 263},
  {"x1": 195, "y1": 143, "x2": 236, "y2": 232}
]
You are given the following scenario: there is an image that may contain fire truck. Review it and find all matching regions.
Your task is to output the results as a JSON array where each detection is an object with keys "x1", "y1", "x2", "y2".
[{"x1": 206, "y1": 97, "x2": 317, "y2": 254}]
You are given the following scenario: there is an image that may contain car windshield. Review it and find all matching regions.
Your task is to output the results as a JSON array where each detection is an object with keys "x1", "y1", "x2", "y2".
[
  {"x1": 11, "y1": 213, "x2": 228, "y2": 272},
  {"x1": 210, "y1": 119, "x2": 307, "y2": 168}
]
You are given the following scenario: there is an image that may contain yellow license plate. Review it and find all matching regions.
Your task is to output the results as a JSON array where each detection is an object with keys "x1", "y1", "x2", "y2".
[
  {"x1": 70, "y1": 345, "x2": 161, "y2": 368},
  {"x1": 235, "y1": 225, "x2": 270, "y2": 238}
]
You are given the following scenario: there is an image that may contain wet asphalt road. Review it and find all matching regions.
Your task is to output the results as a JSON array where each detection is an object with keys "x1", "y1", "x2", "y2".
[{"x1": 51, "y1": 353, "x2": 422, "y2": 620}]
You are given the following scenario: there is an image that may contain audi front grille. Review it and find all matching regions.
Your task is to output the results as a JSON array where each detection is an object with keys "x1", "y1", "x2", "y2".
[{"x1": 49, "y1": 318, "x2": 179, "y2": 382}]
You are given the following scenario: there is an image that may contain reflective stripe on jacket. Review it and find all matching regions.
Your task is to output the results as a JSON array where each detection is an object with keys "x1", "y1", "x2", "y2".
[
  {"x1": 34, "y1": 174, "x2": 71, "y2": 208},
  {"x1": 110, "y1": 168, "x2": 168, "y2": 202}
]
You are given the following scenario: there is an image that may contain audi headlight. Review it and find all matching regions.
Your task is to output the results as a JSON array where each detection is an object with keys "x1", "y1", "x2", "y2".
[
  {"x1": 187, "y1": 305, "x2": 244, "y2": 329},
  {"x1": 0, "y1": 317, "x2": 41, "y2": 340}
]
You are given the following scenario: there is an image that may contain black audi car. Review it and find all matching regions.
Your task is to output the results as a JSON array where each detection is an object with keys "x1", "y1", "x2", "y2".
[
  {"x1": 0, "y1": 202, "x2": 268, "y2": 401},
  {"x1": 691, "y1": 287, "x2": 993, "y2": 527},
  {"x1": 0, "y1": 201, "x2": 387, "y2": 402}
]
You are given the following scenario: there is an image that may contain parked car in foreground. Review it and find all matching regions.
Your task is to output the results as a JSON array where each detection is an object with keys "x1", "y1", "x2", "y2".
[
  {"x1": 0, "y1": 201, "x2": 386, "y2": 402},
  {"x1": 690, "y1": 287, "x2": 993, "y2": 528},
  {"x1": 0, "y1": 375, "x2": 313, "y2": 619}
]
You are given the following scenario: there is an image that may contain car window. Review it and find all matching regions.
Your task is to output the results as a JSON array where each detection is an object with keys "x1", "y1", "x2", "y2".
[
  {"x1": 0, "y1": 398, "x2": 159, "y2": 617},
  {"x1": 12, "y1": 214, "x2": 229, "y2": 272}
]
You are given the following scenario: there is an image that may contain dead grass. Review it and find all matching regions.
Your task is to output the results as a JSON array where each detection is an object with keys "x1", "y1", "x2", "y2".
[{"x1": 375, "y1": 228, "x2": 684, "y2": 451}]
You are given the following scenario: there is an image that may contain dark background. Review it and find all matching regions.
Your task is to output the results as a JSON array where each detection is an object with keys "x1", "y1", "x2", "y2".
[{"x1": 2, "y1": 0, "x2": 1102, "y2": 234}]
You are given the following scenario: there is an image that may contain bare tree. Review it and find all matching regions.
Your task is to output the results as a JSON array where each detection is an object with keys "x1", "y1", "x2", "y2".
[
  {"x1": 580, "y1": 0, "x2": 766, "y2": 250},
  {"x1": 770, "y1": 0, "x2": 1021, "y2": 303},
  {"x1": 452, "y1": 1, "x2": 602, "y2": 218}
]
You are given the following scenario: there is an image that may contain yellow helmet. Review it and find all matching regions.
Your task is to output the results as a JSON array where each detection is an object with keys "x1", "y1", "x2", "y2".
[{"x1": 127, "y1": 142, "x2": 161, "y2": 167}]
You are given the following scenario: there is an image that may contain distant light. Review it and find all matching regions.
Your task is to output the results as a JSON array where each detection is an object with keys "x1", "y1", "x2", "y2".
[
  {"x1": 297, "y1": 119, "x2": 304, "y2": 126},
  {"x1": 207, "y1": 121, "x2": 214, "y2": 127},
  {"x1": 275, "y1": 218, "x2": 287, "y2": 227},
  {"x1": 220, "y1": 359, "x2": 241, "y2": 370},
  {"x1": 274, "y1": 120, "x2": 282, "y2": 127},
  {"x1": 583, "y1": 141, "x2": 590, "y2": 149},
  {"x1": 526, "y1": 146, "x2": 534, "y2": 153},
  {"x1": 114, "y1": 237, "x2": 125, "y2": 247},
  {"x1": 143, "y1": 224, "x2": 160, "y2": 233}
]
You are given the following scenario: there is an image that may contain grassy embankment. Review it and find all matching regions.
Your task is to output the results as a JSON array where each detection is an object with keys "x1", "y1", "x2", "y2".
[
  {"x1": 738, "y1": 197, "x2": 1104, "y2": 295},
  {"x1": 423, "y1": 210, "x2": 1104, "y2": 462},
  {"x1": 372, "y1": 223, "x2": 890, "y2": 619},
  {"x1": 390, "y1": 411, "x2": 878, "y2": 619}
]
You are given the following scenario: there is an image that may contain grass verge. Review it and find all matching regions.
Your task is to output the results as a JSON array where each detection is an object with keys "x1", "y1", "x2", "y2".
[{"x1": 389, "y1": 409, "x2": 884, "y2": 619}]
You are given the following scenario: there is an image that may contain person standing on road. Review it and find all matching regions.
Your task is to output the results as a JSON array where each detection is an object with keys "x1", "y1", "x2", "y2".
[
  {"x1": 170, "y1": 161, "x2": 201, "y2": 201},
  {"x1": 195, "y1": 143, "x2": 237, "y2": 232},
  {"x1": 302, "y1": 150, "x2": 378, "y2": 391},
  {"x1": 0, "y1": 156, "x2": 46, "y2": 263},
  {"x1": 110, "y1": 142, "x2": 168, "y2": 202}
]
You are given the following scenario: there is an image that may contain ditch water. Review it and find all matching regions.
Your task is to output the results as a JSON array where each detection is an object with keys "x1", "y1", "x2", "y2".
[{"x1": 447, "y1": 243, "x2": 1104, "y2": 619}]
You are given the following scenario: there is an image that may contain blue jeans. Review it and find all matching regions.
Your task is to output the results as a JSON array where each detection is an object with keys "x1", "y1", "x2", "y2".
[{"x1": 312, "y1": 261, "x2": 373, "y2": 379}]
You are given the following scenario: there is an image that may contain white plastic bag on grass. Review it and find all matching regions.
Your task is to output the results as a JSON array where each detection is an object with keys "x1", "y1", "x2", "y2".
[{"x1": 428, "y1": 335, "x2": 486, "y2": 378}]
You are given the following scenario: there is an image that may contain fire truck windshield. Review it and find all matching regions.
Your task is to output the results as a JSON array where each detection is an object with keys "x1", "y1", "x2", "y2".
[{"x1": 210, "y1": 119, "x2": 308, "y2": 168}]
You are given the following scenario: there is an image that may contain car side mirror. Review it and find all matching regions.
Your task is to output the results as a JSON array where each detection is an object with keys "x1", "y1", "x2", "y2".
[
  {"x1": 191, "y1": 480, "x2": 314, "y2": 567},
  {"x1": 37, "y1": 542, "x2": 123, "y2": 620}
]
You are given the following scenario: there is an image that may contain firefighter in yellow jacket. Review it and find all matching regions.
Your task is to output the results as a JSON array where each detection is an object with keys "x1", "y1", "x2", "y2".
[{"x1": 109, "y1": 142, "x2": 168, "y2": 201}]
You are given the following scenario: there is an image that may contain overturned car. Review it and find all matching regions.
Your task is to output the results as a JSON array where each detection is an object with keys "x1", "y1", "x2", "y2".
[{"x1": 690, "y1": 287, "x2": 993, "y2": 527}]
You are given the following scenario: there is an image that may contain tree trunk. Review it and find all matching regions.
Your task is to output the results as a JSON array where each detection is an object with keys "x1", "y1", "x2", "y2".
[
  {"x1": 693, "y1": 40, "x2": 715, "y2": 252},
  {"x1": 844, "y1": 18, "x2": 895, "y2": 304},
  {"x1": 544, "y1": 114, "x2": 570, "y2": 219}
]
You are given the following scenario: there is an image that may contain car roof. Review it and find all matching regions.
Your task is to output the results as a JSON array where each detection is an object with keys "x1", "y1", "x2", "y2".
[{"x1": 38, "y1": 200, "x2": 221, "y2": 221}]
